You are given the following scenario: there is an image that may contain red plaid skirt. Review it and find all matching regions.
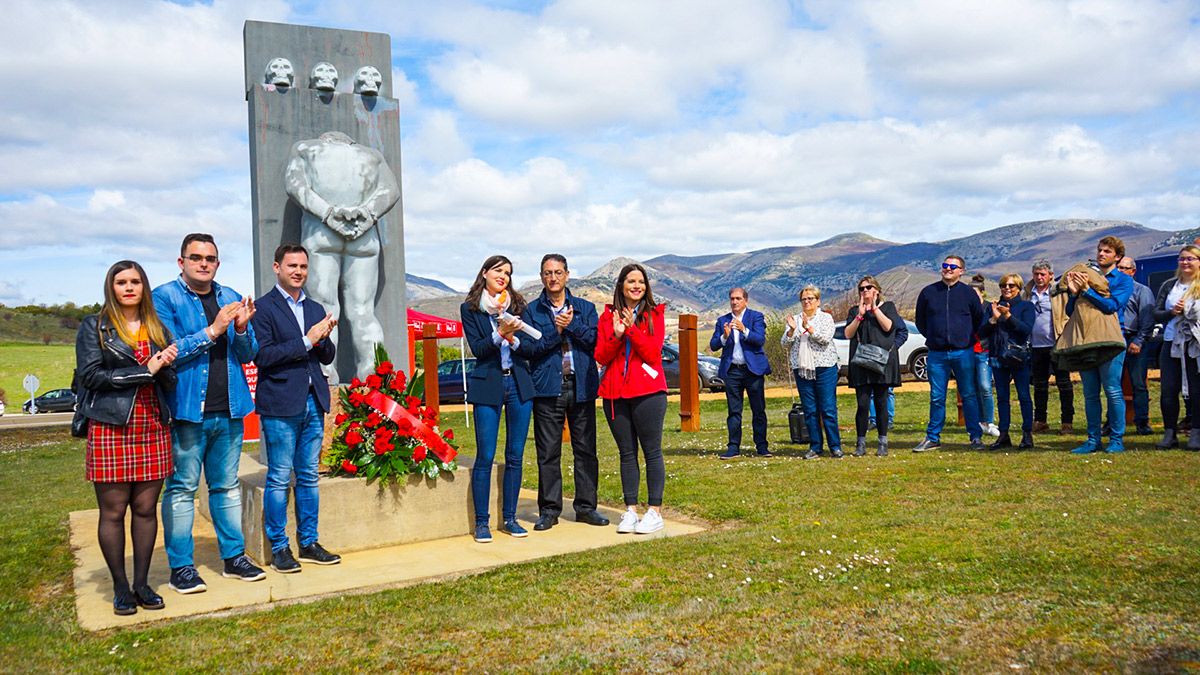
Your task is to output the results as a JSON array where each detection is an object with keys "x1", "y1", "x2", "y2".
[{"x1": 86, "y1": 341, "x2": 173, "y2": 483}]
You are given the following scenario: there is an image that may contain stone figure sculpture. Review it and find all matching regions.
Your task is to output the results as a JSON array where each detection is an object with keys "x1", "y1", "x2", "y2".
[
  {"x1": 353, "y1": 66, "x2": 383, "y2": 96},
  {"x1": 284, "y1": 131, "x2": 400, "y2": 378},
  {"x1": 264, "y1": 57, "x2": 294, "y2": 87},
  {"x1": 308, "y1": 62, "x2": 338, "y2": 91}
]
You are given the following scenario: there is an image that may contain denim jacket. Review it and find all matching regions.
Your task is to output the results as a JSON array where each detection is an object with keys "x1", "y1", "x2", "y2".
[{"x1": 152, "y1": 276, "x2": 258, "y2": 422}]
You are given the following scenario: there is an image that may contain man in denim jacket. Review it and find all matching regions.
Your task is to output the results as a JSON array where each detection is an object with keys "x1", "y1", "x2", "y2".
[{"x1": 152, "y1": 233, "x2": 265, "y2": 594}]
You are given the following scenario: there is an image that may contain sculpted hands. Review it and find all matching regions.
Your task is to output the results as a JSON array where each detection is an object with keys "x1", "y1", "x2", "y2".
[
  {"x1": 324, "y1": 205, "x2": 373, "y2": 239},
  {"x1": 306, "y1": 313, "x2": 338, "y2": 344},
  {"x1": 147, "y1": 344, "x2": 179, "y2": 375}
]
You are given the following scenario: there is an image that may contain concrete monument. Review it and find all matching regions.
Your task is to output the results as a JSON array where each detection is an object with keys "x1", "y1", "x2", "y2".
[{"x1": 244, "y1": 20, "x2": 407, "y2": 382}]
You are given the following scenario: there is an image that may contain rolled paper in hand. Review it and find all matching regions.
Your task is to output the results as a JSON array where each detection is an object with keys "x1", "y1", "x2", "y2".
[{"x1": 499, "y1": 311, "x2": 543, "y2": 340}]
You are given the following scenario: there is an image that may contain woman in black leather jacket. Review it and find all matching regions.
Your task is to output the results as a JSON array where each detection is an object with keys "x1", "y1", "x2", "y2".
[{"x1": 75, "y1": 261, "x2": 177, "y2": 615}]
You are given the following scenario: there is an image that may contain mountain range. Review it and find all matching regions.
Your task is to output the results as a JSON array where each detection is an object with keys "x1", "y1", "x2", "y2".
[{"x1": 410, "y1": 219, "x2": 1183, "y2": 325}]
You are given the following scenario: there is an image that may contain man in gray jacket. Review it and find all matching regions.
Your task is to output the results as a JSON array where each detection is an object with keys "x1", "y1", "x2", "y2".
[{"x1": 1113, "y1": 256, "x2": 1155, "y2": 435}]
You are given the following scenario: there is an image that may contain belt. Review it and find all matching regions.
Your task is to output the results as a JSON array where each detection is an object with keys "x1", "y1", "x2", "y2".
[{"x1": 501, "y1": 368, "x2": 512, "y2": 376}]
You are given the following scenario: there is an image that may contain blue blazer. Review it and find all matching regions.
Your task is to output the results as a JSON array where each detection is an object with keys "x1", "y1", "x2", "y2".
[
  {"x1": 251, "y1": 287, "x2": 336, "y2": 416},
  {"x1": 708, "y1": 308, "x2": 771, "y2": 378},
  {"x1": 460, "y1": 302, "x2": 536, "y2": 406},
  {"x1": 523, "y1": 289, "x2": 600, "y2": 402}
]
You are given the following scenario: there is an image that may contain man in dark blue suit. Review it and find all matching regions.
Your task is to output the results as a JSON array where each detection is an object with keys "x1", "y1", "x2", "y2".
[
  {"x1": 709, "y1": 287, "x2": 772, "y2": 459},
  {"x1": 251, "y1": 244, "x2": 340, "y2": 574}
]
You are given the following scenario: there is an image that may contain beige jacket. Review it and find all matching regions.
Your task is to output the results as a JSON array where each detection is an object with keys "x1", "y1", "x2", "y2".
[{"x1": 1050, "y1": 263, "x2": 1126, "y2": 371}]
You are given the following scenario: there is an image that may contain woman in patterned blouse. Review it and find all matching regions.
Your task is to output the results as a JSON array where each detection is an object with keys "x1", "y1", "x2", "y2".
[{"x1": 782, "y1": 285, "x2": 841, "y2": 459}]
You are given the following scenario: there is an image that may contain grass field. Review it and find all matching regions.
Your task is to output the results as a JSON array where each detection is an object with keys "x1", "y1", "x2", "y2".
[
  {"x1": 0, "y1": 342, "x2": 76, "y2": 409},
  {"x1": 1, "y1": 387, "x2": 1199, "y2": 672}
]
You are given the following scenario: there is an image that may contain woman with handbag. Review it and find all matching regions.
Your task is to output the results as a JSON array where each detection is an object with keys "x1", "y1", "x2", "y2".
[
  {"x1": 75, "y1": 261, "x2": 177, "y2": 615},
  {"x1": 1154, "y1": 245, "x2": 1200, "y2": 450},
  {"x1": 978, "y1": 273, "x2": 1036, "y2": 449},
  {"x1": 844, "y1": 276, "x2": 905, "y2": 457},
  {"x1": 782, "y1": 285, "x2": 841, "y2": 459}
]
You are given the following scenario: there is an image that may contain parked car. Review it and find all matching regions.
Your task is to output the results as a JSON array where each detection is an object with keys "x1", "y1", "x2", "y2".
[
  {"x1": 661, "y1": 343, "x2": 725, "y2": 392},
  {"x1": 432, "y1": 358, "x2": 476, "y2": 403},
  {"x1": 22, "y1": 388, "x2": 77, "y2": 414},
  {"x1": 834, "y1": 320, "x2": 928, "y2": 382}
]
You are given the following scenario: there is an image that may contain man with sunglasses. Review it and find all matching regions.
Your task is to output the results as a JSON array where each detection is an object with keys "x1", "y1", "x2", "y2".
[
  {"x1": 914, "y1": 255, "x2": 986, "y2": 451},
  {"x1": 152, "y1": 233, "x2": 266, "y2": 593},
  {"x1": 1111, "y1": 256, "x2": 1154, "y2": 436}
]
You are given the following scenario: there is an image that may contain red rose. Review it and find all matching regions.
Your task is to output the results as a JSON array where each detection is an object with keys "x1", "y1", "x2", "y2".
[
  {"x1": 366, "y1": 412, "x2": 383, "y2": 428},
  {"x1": 334, "y1": 413, "x2": 348, "y2": 425},
  {"x1": 396, "y1": 418, "x2": 414, "y2": 435},
  {"x1": 341, "y1": 459, "x2": 358, "y2": 474},
  {"x1": 405, "y1": 395, "x2": 421, "y2": 409},
  {"x1": 348, "y1": 391, "x2": 366, "y2": 406},
  {"x1": 393, "y1": 371, "x2": 407, "y2": 388},
  {"x1": 366, "y1": 374, "x2": 383, "y2": 389},
  {"x1": 377, "y1": 361, "x2": 394, "y2": 375},
  {"x1": 413, "y1": 444, "x2": 427, "y2": 462},
  {"x1": 351, "y1": 377, "x2": 364, "y2": 389},
  {"x1": 376, "y1": 427, "x2": 394, "y2": 442},
  {"x1": 345, "y1": 430, "x2": 364, "y2": 446},
  {"x1": 373, "y1": 437, "x2": 392, "y2": 455},
  {"x1": 444, "y1": 429, "x2": 454, "y2": 441}
]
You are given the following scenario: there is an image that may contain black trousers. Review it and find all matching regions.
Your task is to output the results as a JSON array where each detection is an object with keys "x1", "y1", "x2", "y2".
[
  {"x1": 604, "y1": 392, "x2": 667, "y2": 507},
  {"x1": 1159, "y1": 348, "x2": 1200, "y2": 431},
  {"x1": 854, "y1": 384, "x2": 890, "y2": 438},
  {"x1": 1031, "y1": 346, "x2": 1074, "y2": 424},
  {"x1": 532, "y1": 377, "x2": 599, "y2": 516},
  {"x1": 724, "y1": 364, "x2": 768, "y2": 452}
]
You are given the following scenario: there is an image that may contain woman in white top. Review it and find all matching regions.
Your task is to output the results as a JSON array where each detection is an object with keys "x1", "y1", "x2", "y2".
[
  {"x1": 1154, "y1": 245, "x2": 1200, "y2": 449},
  {"x1": 782, "y1": 285, "x2": 841, "y2": 458}
]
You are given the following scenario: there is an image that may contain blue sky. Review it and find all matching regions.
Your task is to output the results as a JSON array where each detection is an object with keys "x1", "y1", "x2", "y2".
[{"x1": 2, "y1": 0, "x2": 1199, "y2": 305}]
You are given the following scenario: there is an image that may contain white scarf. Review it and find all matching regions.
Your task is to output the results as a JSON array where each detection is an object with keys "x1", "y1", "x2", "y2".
[
  {"x1": 478, "y1": 289, "x2": 511, "y2": 316},
  {"x1": 795, "y1": 313, "x2": 816, "y2": 380}
]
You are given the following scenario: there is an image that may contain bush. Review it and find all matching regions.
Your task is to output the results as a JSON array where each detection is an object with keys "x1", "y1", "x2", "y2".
[
  {"x1": 412, "y1": 340, "x2": 463, "y2": 365},
  {"x1": 764, "y1": 315, "x2": 792, "y2": 385}
]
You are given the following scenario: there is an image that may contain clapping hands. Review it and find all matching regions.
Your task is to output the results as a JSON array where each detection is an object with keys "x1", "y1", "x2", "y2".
[
  {"x1": 306, "y1": 313, "x2": 338, "y2": 344},
  {"x1": 147, "y1": 344, "x2": 178, "y2": 375}
]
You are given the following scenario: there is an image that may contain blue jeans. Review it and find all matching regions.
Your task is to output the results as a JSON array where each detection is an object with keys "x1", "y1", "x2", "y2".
[
  {"x1": 162, "y1": 414, "x2": 245, "y2": 567},
  {"x1": 794, "y1": 366, "x2": 841, "y2": 452},
  {"x1": 991, "y1": 360, "x2": 1033, "y2": 433},
  {"x1": 867, "y1": 388, "x2": 895, "y2": 426},
  {"x1": 974, "y1": 350, "x2": 994, "y2": 426},
  {"x1": 261, "y1": 393, "x2": 324, "y2": 553},
  {"x1": 925, "y1": 348, "x2": 982, "y2": 443},
  {"x1": 1081, "y1": 350, "x2": 1126, "y2": 449},
  {"x1": 471, "y1": 376, "x2": 533, "y2": 525}
]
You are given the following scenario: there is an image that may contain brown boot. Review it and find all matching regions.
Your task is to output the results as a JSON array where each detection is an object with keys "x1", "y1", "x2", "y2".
[
  {"x1": 1058, "y1": 423, "x2": 1074, "y2": 435},
  {"x1": 1033, "y1": 421, "x2": 1050, "y2": 433}
]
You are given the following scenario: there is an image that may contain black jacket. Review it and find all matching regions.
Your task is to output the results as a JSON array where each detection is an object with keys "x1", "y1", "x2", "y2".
[
  {"x1": 915, "y1": 280, "x2": 984, "y2": 351},
  {"x1": 75, "y1": 314, "x2": 176, "y2": 426}
]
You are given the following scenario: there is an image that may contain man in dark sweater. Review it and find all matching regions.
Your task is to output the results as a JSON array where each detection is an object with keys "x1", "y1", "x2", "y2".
[{"x1": 914, "y1": 255, "x2": 986, "y2": 451}]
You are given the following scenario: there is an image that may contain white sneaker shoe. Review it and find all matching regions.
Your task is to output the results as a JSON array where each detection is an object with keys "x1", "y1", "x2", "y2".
[
  {"x1": 634, "y1": 509, "x2": 664, "y2": 534},
  {"x1": 981, "y1": 422, "x2": 1001, "y2": 437},
  {"x1": 617, "y1": 509, "x2": 639, "y2": 534}
]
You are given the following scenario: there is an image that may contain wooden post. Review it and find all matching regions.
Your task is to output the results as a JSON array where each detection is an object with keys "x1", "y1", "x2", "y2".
[
  {"x1": 422, "y1": 324, "x2": 439, "y2": 419},
  {"x1": 679, "y1": 314, "x2": 701, "y2": 432}
]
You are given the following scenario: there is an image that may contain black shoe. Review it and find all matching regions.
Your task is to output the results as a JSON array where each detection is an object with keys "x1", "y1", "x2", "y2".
[
  {"x1": 223, "y1": 553, "x2": 267, "y2": 581},
  {"x1": 271, "y1": 547, "x2": 302, "y2": 573},
  {"x1": 969, "y1": 439, "x2": 986, "y2": 452},
  {"x1": 756, "y1": 449, "x2": 773, "y2": 457},
  {"x1": 133, "y1": 584, "x2": 164, "y2": 610},
  {"x1": 802, "y1": 450, "x2": 822, "y2": 460},
  {"x1": 534, "y1": 514, "x2": 559, "y2": 531},
  {"x1": 168, "y1": 565, "x2": 207, "y2": 594},
  {"x1": 113, "y1": 588, "x2": 137, "y2": 616},
  {"x1": 1018, "y1": 431, "x2": 1035, "y2": 449},
  {"x1": 989, "y1": 433, "x2": 1012, "y2": 450},
  {"x1": 575, "y1": 510, "x2": 610, "y2": 526},
  {"x1": 298, "y1": 542, "x2": 342, "y2": 565},
  {"x1": 1137, "y1": 425, "x2": 1154, "y2": 435}
]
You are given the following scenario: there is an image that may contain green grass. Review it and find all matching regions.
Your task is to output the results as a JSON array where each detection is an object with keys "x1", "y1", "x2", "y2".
[
  {"x1": 1, "y1": 388, "x2": 1199, "y2": 672},
  {"x1": 0, "y1": 342, "x2": 76, "y2": 407}
]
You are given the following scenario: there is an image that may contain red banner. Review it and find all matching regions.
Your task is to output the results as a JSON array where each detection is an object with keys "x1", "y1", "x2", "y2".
[{"x1": 363, "y1": 389, "x2": 457, "y2": 463}]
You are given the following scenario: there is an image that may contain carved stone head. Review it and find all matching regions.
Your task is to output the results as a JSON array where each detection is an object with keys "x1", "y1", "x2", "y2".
[
  {"x1": 309, "y1": 62, "x2": 339, "y2": 91},
  {"x1": 353, "y1": 66, "x2": 383, "y2": 96},
  {"x1": 264, "y1": 57, "x2": 294, "y2": 87}
]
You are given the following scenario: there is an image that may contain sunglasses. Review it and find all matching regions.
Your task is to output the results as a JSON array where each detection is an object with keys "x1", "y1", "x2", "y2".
[
  {"x1": 941, "y1": 263, "x2": 961, "y2": 271},
  {"x1": 1000, "y1": 283, "x2": 1020, "y2": 289},
  {"x1": 858, "y1": 285, "x2": 875, "y2": 292},
  {"x1": 185, "y1": 254, "x2": 219, "y2": 264}
]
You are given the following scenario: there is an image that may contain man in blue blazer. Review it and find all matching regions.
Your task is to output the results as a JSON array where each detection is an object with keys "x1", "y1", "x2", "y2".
[
  {"x1": 251, "y1": 244, "x2": 340, "y2": 574},
  {"x1": 709, "y1": 287, "x2": 772, "y2": 459}
]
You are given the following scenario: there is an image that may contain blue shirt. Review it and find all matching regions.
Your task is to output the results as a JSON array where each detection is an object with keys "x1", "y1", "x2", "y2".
[{"x1": 275, "y1": 285, "x2": 313, "y2": 352}]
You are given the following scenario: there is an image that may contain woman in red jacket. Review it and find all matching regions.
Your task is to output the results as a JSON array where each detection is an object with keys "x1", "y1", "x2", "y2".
[{"x1": 596, "y1": 263, "x2": 668, "y2": 534}]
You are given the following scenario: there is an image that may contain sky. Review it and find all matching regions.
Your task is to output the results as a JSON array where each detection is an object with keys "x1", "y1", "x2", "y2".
[{"x1": 1, "y1": 0, "x2": 1199, "y2": 305}]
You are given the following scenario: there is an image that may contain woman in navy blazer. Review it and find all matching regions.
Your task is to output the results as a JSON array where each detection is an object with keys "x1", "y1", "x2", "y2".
[
  {"x1": 460, "y1": 255, "x2": 536, "y2": 543},
  {"x1": 978, "y1": 273, "x2": 1037, "y2": 449}
]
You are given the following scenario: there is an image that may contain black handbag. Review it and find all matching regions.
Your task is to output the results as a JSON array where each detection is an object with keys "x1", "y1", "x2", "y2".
[
  {"x1": 1002, "y1": 340, "x2": 1031, "y2": 369},
  {"x1": 71, "y1": 408, "x2": 89, "y2": 439},
  {"x1": 851, "y1": 342, "x2": 890, "y2": 375}
]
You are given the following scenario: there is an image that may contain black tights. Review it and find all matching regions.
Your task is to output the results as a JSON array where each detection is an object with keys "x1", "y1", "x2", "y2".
[
  {"x1": 94, "y1": 480, "x2": 163, "y2": 592},
  {"x1": 855, "y1": 385, "x2": 890, "y2": 437}
]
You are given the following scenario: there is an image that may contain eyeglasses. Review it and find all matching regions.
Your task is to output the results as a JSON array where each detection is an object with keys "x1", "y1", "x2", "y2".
[
  {"x1": 941, "y1": 263, "x2": 961, "y2": 271},
  {"x1": 1000, "y1": 283, "x2": 1020, "y2": 289},
  {"x1": 540, "y1": 270, "x2": 566, "y2": 278},
  {"x1": 1116, "y1": 265, "x2": 1135, "y2": 271},
  {"x1": 800, "y1": 297, "x2": 818, "y2": 302},
  {"x1": 1180, "y1": 256, "x2": 1199, "y2": 263},
  {"x1": 185, "y1": 254, "x2": 219, "y2": 264},
  {"x1": 858, "y1": 285, "x2": 875, "y2": 292}
]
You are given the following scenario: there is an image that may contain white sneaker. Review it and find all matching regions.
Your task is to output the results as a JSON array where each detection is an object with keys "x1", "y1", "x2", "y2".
[
  {"x1": 634, "y1": 509, "x2": 664, "y2": 534},
  {"x1": 981, "y1": 422, "x2": 1001, "y2": 438},
  {"x1": 617, "y1": 509, "x2": 639, "y2": 534}
]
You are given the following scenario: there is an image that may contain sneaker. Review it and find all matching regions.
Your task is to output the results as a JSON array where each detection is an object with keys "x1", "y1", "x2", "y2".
[
  {"x1": 969, "y1": 438, "x2": 986, "y2": 452},
  {"x1": 718, "y1": 448, "x2": 740, "y2": 460},
  {"x1": 755, "y1": 448, "x2": 773, "y2": 457},
  {"x1": 168, "y1": 565, "x2": 207, "y2": 594},
  {"x1": 984, "y1": 423, "x2": 1001, "y2": 438},
  {"x1": 802, "y1": 450, "x2": 822, "y2": 460},
  {"x1": 1071, "y1": 442, "x2": 1100, "y2": 455},
  {"x1": 830, "y1": 448, "x2": 845, "y2": 458},
  {"x1": 298, "y1": 542, "x2": 341, "y2": 565},
  {"x1": 223, "y1": 553, "x2": 267, "y2": 582},
  {"x1": 912, "y1": 438, "x2": 940, "y2": 453},
  {"x1": 271, "y1": 547, "x2": 301, "y2": 573},
  {"x1": 617, "y1": 509, "x2": 639, "y2": 534},
  {"x1": 634, "y1": 509, "x2": 664, "y2": 534},
  {"x1": 502, "y1": 519, "x2": 529, "y2": 538},
  {"x1": 473, "y1": 523, "x2": 493, "y2": 543}
]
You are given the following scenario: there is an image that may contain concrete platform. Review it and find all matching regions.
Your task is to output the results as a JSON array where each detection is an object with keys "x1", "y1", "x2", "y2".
[{"x1": 69, "y1": 494, "x2": 705, "y2": 631}]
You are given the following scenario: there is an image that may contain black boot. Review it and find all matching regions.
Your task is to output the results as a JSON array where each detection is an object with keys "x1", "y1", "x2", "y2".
[
  {"x1": 1188, "y1": 429, "x2": 1200, "y2": 451},
  {"x1": 1018, "y1": 431, "x2": 1034, "y2": 449},
  {"x1": 876, "y1": 436, "x2": 889, "y2": 457},
  {"x1": 1156, "y1": 429, "x2": 1178, "y2": 449},
  {"x1": 853, "y1": 437, "x2": 867, "y2": 457},
  {"x1": 989, "y1": 433, "x2": 1012, "y2": 450}
]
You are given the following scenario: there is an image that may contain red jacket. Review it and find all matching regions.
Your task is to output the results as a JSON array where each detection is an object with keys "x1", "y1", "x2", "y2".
[{"x1": 596, "y1": 303, "x2": 667, "y2": 400}]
